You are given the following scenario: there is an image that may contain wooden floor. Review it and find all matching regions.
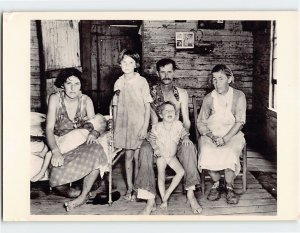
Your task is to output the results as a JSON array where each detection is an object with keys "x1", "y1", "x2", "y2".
[{"x1": 30, "y1": 148, "x2": 277, "y2": 216}]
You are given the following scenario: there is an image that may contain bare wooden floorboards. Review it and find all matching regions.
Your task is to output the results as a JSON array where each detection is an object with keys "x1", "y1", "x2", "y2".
[{"x1": 31, "y1": 171, "x2": 277, "y2": 216}]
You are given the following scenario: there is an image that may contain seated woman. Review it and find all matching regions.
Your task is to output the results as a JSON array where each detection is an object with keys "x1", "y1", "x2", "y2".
[
  {"x1": 30, "y1": 114, "x2": 107, "y2": 182},
  {"x1": 197, "y1": 64, "x2": 246, "y2": 204},
  {"x1": 45, "y1": 67, "x2": 107, "y2": 211}
]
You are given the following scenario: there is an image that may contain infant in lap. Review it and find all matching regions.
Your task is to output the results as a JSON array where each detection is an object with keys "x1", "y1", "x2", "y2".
[{"x1": 31, "y1": 114, "x2": 108, "y2": 182}]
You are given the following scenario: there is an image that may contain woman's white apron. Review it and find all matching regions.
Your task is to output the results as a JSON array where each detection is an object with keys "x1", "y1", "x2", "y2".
[{"x1": 199, "y1": 87, "x2": 245, "y2": 176}]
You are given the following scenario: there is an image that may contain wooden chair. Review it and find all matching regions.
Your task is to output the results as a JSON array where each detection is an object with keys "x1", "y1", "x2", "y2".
[{"x1": 192, "y1": 96, "x2": 247, "y2": 195}]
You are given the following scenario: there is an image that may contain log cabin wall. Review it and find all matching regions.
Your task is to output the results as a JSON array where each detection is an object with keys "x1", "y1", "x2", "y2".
[
  {"x1": 142, "y1": 20, "x2": 253, "y2": 110},
  {"x1": 142, "y1": 20, "x2": 256, "y2": 142},
  {"x1": 30, "y1": 20, "x2": 276, "y2": 157},
  {"x1": 30, "y1": 20, "x2": 42, "y2": 111}
]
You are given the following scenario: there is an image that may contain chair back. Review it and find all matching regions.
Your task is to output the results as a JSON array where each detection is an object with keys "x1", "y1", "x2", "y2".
[{"x1": 191, "y1": 96, "x2": 203, "y2": 143}]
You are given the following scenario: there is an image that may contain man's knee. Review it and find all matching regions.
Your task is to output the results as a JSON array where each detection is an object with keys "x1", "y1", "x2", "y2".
[
  {"x1": 138, "y1": 141, "x2": 154, "y2": 169},
  {"x1": 179, "y1": 143, "x2": 196, "y2": 157},
  {"x1": 140, "y1": 141, "x2": 153, "y2": 156}
]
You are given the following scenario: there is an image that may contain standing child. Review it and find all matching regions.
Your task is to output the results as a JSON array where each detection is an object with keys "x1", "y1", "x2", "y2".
[
  {"x1": 112, "y1": 49, "x2": 152, "y2": 201},
  {"x1": 147, "y1": 101, "x2": 191, "y2": 209}
]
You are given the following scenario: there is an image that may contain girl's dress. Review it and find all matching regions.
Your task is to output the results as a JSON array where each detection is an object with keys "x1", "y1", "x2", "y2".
[
  {"x1": 197, "y1": 87, "x2": 246, "y2": 176},
  {"x1": 49, "y1": 91, "x2": 107, "y2": 187},
  {"x1": 113, "y1": 73, "x2": 153, "y2": 149},
  {"x1": 148, "y1": 121, "x2": 188, "y2": 164}
]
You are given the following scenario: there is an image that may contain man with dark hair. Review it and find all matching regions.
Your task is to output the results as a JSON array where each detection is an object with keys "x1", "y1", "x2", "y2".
[{"x1": 135, "y1": 58, "x2": 202, "y2": 215}]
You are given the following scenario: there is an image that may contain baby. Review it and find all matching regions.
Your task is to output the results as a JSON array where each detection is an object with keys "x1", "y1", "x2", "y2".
[
  {"x1": 147, "y1": 101, "x2": 192, "y2": 209},
  {"x1": 31, "y1": 114, "x2": 107, "y2": 182}
]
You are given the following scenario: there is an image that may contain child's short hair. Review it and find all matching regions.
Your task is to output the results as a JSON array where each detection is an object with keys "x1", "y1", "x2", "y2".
[
  {"x1": 211, "y1": 64, "x2": 234, "y2": 83},
  {"x1": 118, "y1": 49, "x2": 140, "y2": 70},
  {"x1": 158, "y1": 101, "x2": 176, "y2": 115}
]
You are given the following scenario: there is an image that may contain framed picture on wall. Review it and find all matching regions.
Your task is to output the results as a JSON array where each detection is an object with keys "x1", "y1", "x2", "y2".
[{"x1": 175, "y1": 32, "x2": 194, "y2": 49}]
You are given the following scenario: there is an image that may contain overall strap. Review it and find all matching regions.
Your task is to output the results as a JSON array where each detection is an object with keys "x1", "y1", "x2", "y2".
[{"x1": 150, "y1": 84, "x2": 180, "y2": 113}]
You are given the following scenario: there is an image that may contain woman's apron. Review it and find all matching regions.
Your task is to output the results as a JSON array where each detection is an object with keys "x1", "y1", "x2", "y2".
[{"x1": 199, "y1": 88, "x2": 245, "y2": 176}]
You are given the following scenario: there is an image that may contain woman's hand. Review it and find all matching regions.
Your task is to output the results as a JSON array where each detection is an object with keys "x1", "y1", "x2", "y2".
[
  {"x1": 214, "y1": 137, "x2": 225, "y2": 147},
  {"x1": 138, "y1": 126, "x2": 148, "y2": 140},
  {"x1": 86, "y1": 134, "x2": 96, "y2": 144},
  {"x1": 147, "y1": 131, "x2": 156, "y2": 141},
  {"x1": 153, "y1": 150, "x2": 162, "y2": 158},
  {"x1": 51, "y1": 150, "x2": 64, "y2": 167},
  {"x1": 182, "y1": 137, "x2": 193, "y2": 146}
]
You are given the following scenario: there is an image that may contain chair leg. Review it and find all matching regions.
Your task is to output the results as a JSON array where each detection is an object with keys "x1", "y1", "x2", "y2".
[
  {"x1": 201, "y1": 172, "x2": 205, "y2": 195},
  {"x1": 242, "y1": 144, "x2": 247, "y2": 193}
]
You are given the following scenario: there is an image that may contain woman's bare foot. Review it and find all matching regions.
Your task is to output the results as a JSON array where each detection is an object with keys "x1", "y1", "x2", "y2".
[
  {"x1": 30, "y1": 172, "x2": 45, "y2": 182},
  {"x1": 64, "y1": 195, "x2": 87, "y2": 212},
  {"x1": 140, "y1": 198, "x2": 156, "y2": 215},
  {"x1": 187, "y1": 190, "x2": 202, "y2": 214}
]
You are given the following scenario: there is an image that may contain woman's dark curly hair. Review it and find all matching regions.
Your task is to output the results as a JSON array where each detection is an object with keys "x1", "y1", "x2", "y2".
[{"x1": 54, "y1": 68, "x2": 84, "y2": 89}]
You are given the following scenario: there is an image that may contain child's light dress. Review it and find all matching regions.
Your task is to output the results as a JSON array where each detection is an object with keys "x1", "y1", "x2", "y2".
[{"x1": 113, "y1": 73, "x2": 153, "y2": 149}]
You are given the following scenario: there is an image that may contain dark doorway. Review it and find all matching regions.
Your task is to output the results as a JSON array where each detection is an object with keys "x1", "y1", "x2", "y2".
[{"x1": 80, "y1": 20, "x2": 142, "y2": 115}]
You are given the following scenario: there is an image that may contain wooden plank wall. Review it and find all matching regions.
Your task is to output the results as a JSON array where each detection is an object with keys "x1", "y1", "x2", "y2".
[
  {"x1": 142, "y1": 20, "x2": 253, "y2": 110},
  {"x1": 252, "y1": 22, "x2": 276, "y2": 159},
  {"x1": 31, "y1": 20, "x2": 42, "y2": 111},
  {"x1": 41, "y1": 20, "x2": 81, "y2": 71}
]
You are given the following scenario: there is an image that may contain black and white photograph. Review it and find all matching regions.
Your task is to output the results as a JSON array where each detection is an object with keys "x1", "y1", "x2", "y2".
[
  {"x1": 3, "y1": 11, "x2": 298, "y2": 222},
  {"x1": 29, "y1": 19, "x2": 277, "y2": 216}
]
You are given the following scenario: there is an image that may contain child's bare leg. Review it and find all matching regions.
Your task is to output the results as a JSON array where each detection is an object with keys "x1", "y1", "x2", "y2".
[
  {"x1": 131, "y1": 148, "x2": 140, "y2": 201},
  {"x1": 124, "y1": 149, "x2": 134, "y2": 200},
  {"x1": 133, "y1": 148, "x2": 140, "y2": 180},
  {"x1": 163, "y1": 158, "x2": 184, "y2": 205},
  {"x1": 156, "y1": 157, "x2": 167, "y2": 209},
  {"x1": 31, "y1": 152, "x2": 52, "y2": 182}
]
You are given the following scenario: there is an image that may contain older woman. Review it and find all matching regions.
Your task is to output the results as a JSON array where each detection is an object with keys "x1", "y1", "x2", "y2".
[
  {"x1": 46, "y1": 68, "x2": 107, "y2": 211},
  {"x1": 197, "y1": 64, "x2": 246, "y2": 204}
]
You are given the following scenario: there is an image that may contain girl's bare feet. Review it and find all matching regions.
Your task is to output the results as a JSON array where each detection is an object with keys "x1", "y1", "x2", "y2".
[
  {"x1": 123, "y1": 190, "x2": 132, "y2": 201},
  {"x1": 160, "y1": 195, "x2": 169, "y2": 209},
  {"x1": 160, "y1": 202, "x2": 168, "y2": 210}
]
